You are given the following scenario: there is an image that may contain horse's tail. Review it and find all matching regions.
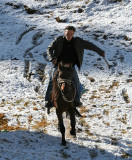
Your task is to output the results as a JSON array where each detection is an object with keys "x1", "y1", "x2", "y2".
[{"x1": 75, "y1": 107, "x2": 82, "y2": 117}]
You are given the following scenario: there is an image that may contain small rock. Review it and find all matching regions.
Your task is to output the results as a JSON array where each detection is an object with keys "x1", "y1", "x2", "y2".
[
  {"x1": 126, "y1": 79, "x2": 132, "y2": 83},
  {"x1": 92, "y1": 105, "x2": 97, "y2": 107},
  {"x1": 124, "y1": 35, "x2": 131, "y2": 41},
  {"x1": 55, "y1": 17, "x2": 67, "y2": 23},
  {"x1": 77, "y1": 8, "x2": 84, "y2": 13},
  {"x1": 122, "y1": 89, "x2": 130, "y2": 103},
  {"x1": 103, "y1": 35, "x2": 108, "y2": 40},
  {"x1": 23, "y1": 5, "x2": 37, "y2": 14},
  {"x1": 99, "y1": 67, "x2": 104, "y2": 70}
]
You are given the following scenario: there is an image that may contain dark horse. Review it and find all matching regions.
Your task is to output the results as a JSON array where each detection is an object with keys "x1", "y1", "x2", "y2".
[{"x1": 49, "y1": 61, "x2": 81, "y2": 145}]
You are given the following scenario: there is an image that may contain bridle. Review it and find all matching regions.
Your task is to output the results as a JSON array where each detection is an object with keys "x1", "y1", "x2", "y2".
[{"x1": 57, "y1": 77, "x2": 76, "y2": 102}]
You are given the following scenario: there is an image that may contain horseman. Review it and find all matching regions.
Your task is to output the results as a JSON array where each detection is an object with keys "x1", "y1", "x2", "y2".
[{"x1": 45, "y1": 25, "x2": 105, "y2": 108}]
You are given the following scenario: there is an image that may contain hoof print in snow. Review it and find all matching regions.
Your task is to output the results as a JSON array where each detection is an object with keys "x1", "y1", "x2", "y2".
[
  {"x1": 16, "y1": 27, "x2": 35, "y2": 45},
  {"x1": 32, "y1": 31, "x2": 45, "y2": 45},
  {"x1": 5, "y1": 2, "x2": 20, "y2": 9}
]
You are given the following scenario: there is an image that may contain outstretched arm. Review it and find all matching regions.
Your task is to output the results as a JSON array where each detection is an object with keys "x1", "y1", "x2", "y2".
[{"x1": 82, "y1": 39, "x2": 105, "y2": 57}]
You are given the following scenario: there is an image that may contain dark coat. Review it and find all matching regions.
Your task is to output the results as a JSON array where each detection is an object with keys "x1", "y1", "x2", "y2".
[{"x1": 47, "y1": 36, "x2": 104, "y2": 69}]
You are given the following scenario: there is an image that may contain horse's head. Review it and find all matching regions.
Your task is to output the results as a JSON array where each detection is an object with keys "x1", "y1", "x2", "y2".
[{"x1": 58, "y1": 61, "x2": 73, "y2": 79}]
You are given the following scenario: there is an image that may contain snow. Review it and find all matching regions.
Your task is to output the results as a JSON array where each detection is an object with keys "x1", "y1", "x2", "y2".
[{"x1": 0, "y1": 0, "x2": 132, "y2": 159}]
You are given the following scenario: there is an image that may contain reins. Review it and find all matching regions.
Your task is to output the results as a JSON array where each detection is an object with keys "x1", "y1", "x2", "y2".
[{"x1": 57, "y1": 77, "x2": 76, "y2": 102}]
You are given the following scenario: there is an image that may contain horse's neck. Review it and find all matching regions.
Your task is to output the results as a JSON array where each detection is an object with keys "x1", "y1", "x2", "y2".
[
  {"x1": 53, "y1": 77, "x2": 58, "y2": 88},
  {"x1": 52, "y1": 74, "x2": 60, "y2": 95}
]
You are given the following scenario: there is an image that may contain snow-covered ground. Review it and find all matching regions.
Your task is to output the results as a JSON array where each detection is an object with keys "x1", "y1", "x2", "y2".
[{"x1": 0, "y1": 0, "x2": 132, "y2": 159}]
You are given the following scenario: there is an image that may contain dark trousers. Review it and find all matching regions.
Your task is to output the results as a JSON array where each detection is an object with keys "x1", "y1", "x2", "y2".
[{"x1": 45, "y1": 67, "x2": 81, "y2": 102}]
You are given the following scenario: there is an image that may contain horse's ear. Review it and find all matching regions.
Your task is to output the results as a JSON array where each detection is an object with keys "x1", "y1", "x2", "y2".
[{"x1": 58, "y1": 62, "x2": 62, "y2": 70}]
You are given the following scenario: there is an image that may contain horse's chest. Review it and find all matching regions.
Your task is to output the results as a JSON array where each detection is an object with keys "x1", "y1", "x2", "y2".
[{"x1": 56, "y1": 100, "x2": 73, "y2": 111}]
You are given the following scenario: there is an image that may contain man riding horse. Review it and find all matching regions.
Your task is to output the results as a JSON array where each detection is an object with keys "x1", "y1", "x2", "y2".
[{"x1": 45, "y1": 25, "x2": 105, "y2": 108}]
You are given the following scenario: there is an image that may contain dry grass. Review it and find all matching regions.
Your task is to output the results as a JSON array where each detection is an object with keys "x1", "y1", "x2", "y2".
[
  {"x1": 24, "y1": 101, "x2": 30, "y2": 107},
  {"x1": 103, "y1": 109, "x2": 110, "y2": 116},
  {"x1": 85, "y1": 0, "x2": 90, "y2": 4},
  {"x1": 101, "y1": 104, "x2": 109, "y2": 108},
  {"x1": 16, "y1": 98, "x2": 24, "y2": 104},
  {"x1": 99, "y1": 88, "x2": 108, "y2": 93},
  {"x1": 121, "y1": 129, "x2": 127, "y2": 134},
  {"x1": 32, "y1": 102, "x2": 36, "y2": 106},
  {"x1": 77, "y1": 22, "x2": 83, "y2": 26},
  {"x1": 0, "y1": 113, "x2": 27, "y2": 131},
  {"x1": 79, "y1": 107, "x2": 89, "y2": 114},
  {"x1": 89, "y1": 113, "x2": 101, "y2": 119},
  {"x1": 85, "y1": 129, "x2": 93, "y2": 136},
  {"x1": 111, "y1": 106, "x2": 120, "y2": 109},
  {"x1": 116, "y1": 114, "x2": 127, "y2": 124},
  {"x1": 78, "y1": 118, "x2": 93, "y2": 136},
  {"x1": 32, "y1": 117, "x2": 51, "y2": 132},
  {"x1": 79, "y1": 118, "x2": 88, "y2": 127},
  {"x1": 0, "y1": 102, "x2": 5, "y2": 107},
  {"x1": 28, "y1": 115, "x2": 33, "y2": 124},
  {"x1": 98, "y1": 85, "x2": 109, "y2": 93},
  {"x1": 109, "y1": 81, "x2": 119, "y2": 90},
  {"x1": 0, "y1": 125, "x2": 27, "y2": 131},
  {"x1": 90, "y1": 94, "x2": 101, "y2": 100},
  {"x1": 33, "y1": 107, "x2": 39, "y2": 111},
  {"x1": 103, "y1": 121, "x2": 110, "y2": 126},
  {"x1": 127, "y1": 144, "x2": 132, "y2": 148},
  {"x1": 0, "y1": 113, "x2": 8, "y2": 126}
]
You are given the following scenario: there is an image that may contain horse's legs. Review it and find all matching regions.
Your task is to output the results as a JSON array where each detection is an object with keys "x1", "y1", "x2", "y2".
[
  {"x1": 69, "y1": 108, "x2": 76, "y2": 136},
  {"x1": 56, "y1": 110, "x2": 66, "y2": 145}
]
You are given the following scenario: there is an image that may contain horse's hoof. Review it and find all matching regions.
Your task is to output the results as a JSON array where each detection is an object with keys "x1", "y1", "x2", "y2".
[
  {"x1": 70, "y1": 130, "x2": 76, "y2": 137},
  {"x1": 47, "y1": 108, "x2": 50, "y2": 114},
  {"x1": 62, "y1": 141, "x2": 66, "y2": 146}
]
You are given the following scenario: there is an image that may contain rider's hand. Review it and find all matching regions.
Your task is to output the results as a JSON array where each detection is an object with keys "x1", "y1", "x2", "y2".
[{"x1": 52, "y1": 58, "x2": 57, "y2": 65}]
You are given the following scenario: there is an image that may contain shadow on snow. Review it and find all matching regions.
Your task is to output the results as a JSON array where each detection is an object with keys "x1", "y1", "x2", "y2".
[{"x1": 0, "y1": 130, "x2": 131, "y2": 160}]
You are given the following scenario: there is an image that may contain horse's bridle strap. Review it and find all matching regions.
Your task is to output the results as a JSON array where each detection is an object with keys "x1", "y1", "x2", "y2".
[
  {"x1": 57, "y1": 78, "x2": 71, "y2": 85},
  {"x1": 57, "y1": 77, "x2": 76, "y2": 102}
]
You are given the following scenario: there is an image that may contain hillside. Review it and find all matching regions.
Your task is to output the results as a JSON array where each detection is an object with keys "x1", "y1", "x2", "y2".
[{"x1": 0, "y1": 0, "x2": 132, "y2": 159}]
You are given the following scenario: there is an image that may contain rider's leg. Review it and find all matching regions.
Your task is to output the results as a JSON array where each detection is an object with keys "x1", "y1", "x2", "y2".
[
  {"x1": 45, "y1": 67, "x2": 58, "y2": 108},
  {"x1": 71, "y1": 68, "x2": 82, "y2": 107}
]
